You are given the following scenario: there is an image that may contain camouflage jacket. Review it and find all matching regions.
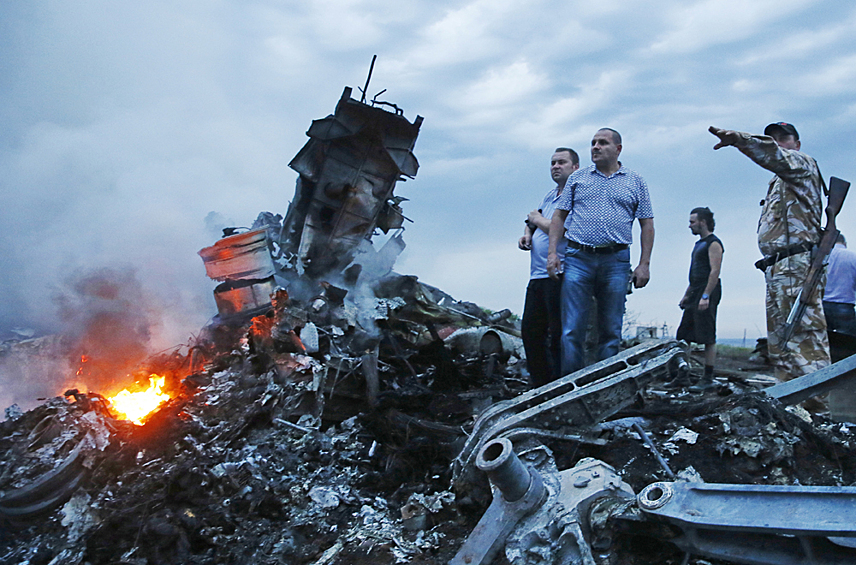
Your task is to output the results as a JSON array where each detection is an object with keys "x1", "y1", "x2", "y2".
[{"x1": 734, "y1": 132, "x2": 824, "y2": 256}]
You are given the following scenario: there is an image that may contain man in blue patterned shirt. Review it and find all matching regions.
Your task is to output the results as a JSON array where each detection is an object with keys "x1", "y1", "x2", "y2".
[{"x1": 546, "y1": 128, "x2": 654, "y2": 374}]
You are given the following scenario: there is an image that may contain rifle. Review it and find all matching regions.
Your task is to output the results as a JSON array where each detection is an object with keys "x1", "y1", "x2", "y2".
[{"x1": 781, "y1": 176, "x2": 851, "y2": 350}]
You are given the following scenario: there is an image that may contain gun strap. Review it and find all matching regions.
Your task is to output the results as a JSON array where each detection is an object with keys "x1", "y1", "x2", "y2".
[
  {"x1": 754, "y1": 241, "x2": 814, "y2": 271},
  {"x1": 815, "y1": 158, "x2": 829, "y2": 197}
]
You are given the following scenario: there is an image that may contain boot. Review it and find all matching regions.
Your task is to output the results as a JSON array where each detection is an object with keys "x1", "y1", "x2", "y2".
[
  {"x1": 688, "y1": 376, "x2": 718, "y2": 393},
  {"x1": 688, "y1": 366, "x2": 718, "y2": 393},
  {"x1": 664, "y1": 372, "x2": 697, "y2": 390}
]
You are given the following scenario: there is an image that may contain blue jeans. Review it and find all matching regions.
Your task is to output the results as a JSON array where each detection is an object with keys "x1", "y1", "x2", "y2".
[{"x1": 560, "y1": 247, "x2": 631, "y2": 374}]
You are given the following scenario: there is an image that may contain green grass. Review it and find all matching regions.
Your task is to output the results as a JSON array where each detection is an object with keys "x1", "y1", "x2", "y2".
[{"x1": 717, "y1": 344, "x2": 755, "y2": 361}]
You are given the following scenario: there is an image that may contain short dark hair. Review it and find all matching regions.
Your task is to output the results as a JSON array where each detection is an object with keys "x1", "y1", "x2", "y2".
[
  {"x1": 554, "y1": 147, "x2": 580, "y2": 166},
  {"x1": 597, "y1": 128, "x2": 622, "y2": 145},
  {"x1": 837, "y1": 233, "x2": 847, "y2": 245},
  {"x1": 691, "y1": 207, "x2": 715, "y2": 231}
]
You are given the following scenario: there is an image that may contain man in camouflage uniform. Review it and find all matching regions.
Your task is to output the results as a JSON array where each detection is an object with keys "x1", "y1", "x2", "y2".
[{"x1": 709, "y1": 122, "x2": 830, "y2": 381}]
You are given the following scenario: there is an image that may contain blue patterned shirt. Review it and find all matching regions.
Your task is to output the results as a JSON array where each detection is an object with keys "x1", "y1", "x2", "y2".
[
  {"x1": 556, "y1": 164, "x2": 653, "y2": 246},
  {"x1": 530, "y1": 186, "x2": 567, "y2": 279}
]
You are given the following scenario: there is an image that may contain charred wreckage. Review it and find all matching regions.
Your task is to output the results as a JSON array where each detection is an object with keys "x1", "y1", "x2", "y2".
[{"x1": 4, "y1": 79, "x2": 856, "y2": 565}]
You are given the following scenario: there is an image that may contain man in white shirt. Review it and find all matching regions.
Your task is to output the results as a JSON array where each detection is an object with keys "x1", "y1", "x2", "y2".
[
  {"x1": 823, "y1": 233, "x2": 856, "y2": 337},
  {"x1": 519, "y1": 148, "x2": 579, "y2": 386}
]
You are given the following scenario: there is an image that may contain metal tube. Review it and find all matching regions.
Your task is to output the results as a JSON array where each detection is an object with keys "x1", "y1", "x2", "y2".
[
  {"x1": 476, "y1": 438, "x2": 531, "y2": 502},
  {"x1": 632, "y1": 422, "x2": 676, "y2": 480}
]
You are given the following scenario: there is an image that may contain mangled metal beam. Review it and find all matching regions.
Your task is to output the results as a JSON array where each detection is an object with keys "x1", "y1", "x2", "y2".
[
  {"x1": 452, "y1": 340, "x2": 688, "y2": 500},
  {"x1": 764, "y1": 353, "x2": 856, "y2": 405},
  {"x1": 637, "y1": 480, "x2": 856, "y2": 564},
  {"x1": 455, "y1": 440, "x2": 856, "y2": 565}
]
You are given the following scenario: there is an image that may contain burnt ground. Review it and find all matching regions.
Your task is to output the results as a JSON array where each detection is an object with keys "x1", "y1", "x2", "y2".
[{"x1": 2, "y1": 337, "x2": 856, "y2": 565}]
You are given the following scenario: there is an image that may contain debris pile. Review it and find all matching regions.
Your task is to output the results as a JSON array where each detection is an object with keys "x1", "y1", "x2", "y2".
[
  {"x1": 0, "y1": 281, "x2": 525, "y2": 564},
  {"x1": 5, "y1": 331, "x2": 856, "y2": 564}
]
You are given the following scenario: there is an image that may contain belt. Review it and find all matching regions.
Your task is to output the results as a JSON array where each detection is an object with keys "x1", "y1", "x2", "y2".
[
  {"x1": 567, "y1": 240, "x2": 628, "y2": 254},
  {"x1": 754, "y1": 241, "x2": 814, "y2": 271}
]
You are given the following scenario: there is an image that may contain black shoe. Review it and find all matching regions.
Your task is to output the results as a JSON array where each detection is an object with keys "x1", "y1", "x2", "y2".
[
  {"x1": 688, "y1": 377, "x2": 718, "y2": 393},
  {"x1": 664, "y1": 375, "x2": 697, "y2": 390}
]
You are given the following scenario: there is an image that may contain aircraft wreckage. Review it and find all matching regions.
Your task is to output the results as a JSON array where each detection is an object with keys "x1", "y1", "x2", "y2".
[
  {"x1": 3, "y1": 79, "x2": 856, "y2": 565},
  {"x1": 198, "y1": 83, "x2": 422, "y2": 322}
]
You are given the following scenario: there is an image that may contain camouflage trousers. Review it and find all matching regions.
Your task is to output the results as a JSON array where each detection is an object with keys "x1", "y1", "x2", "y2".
[{"x1": 765, "y1": 251, "x2": 830, "y2": 381}]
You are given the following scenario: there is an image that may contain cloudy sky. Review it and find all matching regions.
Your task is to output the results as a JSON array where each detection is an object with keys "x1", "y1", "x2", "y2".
[{"x1": 2, "y1": 0, "x2": 856, "y2": 353}]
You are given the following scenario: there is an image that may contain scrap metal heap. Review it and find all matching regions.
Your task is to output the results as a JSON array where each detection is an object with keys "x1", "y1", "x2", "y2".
[
  {"x1": 4, "y1": 84, "x2": 856, "y2": 565},
  {"x1": 450, "y1": 344, "x2": 856, "y2": 565},
  {"x1": 6, "y1": 330, "x2": 856, "y2": 565},
  {"x1": 0, "y1": 273, "x2": 529, "y2": 564}
]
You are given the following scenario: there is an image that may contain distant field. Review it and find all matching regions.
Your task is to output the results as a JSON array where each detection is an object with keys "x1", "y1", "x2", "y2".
[{"x1": 717, "y1": 337, "x2": 761, "y2": 349}]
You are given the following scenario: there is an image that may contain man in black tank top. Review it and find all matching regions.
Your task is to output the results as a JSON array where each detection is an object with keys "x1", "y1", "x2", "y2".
[{"x1": 677, "y1": 207, "x2": 724, "y2": 390}]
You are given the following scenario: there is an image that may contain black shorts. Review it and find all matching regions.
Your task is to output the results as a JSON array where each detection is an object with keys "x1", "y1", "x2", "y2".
[{"x1": 676, "y1": 285, "x2": 720, "y2": 345}]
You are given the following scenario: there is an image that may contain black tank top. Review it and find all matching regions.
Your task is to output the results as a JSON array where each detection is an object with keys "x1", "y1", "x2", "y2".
[{"x1": 689, "y1": 234, "x2": 723, "y2": 288}]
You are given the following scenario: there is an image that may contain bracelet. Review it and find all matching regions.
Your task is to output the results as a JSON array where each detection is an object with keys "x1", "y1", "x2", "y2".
[{"x1": 701, "y1": 293, "x2": 710, "y2": 300}]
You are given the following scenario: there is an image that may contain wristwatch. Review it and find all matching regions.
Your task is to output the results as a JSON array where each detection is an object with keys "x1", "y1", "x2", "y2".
[{"x1": 701, "y1": 293, "x2": 710, "y2": 300}]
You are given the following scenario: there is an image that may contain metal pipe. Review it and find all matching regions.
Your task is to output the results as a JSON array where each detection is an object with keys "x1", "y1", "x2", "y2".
[
  {"x1": 451, "y1": 439, "x2": 547, "y2": 565},
  {"x1": 476, "y1": 438, "x2": 531, "y2": 502},
  {"x1": 632, "y1": 422, "x2": 676, "y2": 480}
]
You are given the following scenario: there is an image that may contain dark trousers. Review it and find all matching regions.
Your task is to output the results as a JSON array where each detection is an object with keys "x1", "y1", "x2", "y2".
[
  {"x1": 823, "y1": 300, "x2": 856, "y2": 337},
  {"x1": 522, "y1": 277, "x2": 563, "y2": 387}
]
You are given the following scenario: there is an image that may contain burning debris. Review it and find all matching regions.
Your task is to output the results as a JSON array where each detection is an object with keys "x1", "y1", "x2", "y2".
[
  {"x1": 57, "y1": 269, "x2": 157, "y2": 395},
  {"x1": 4, "y1": 80, "x2": 856, "y2": 565},
  {"x1": 108, "y1": 376, "x2": 171, "y2": 425}
]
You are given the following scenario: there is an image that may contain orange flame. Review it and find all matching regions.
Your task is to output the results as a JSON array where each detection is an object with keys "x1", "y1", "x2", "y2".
[
  {"x1": 107, "y1": 374, "x2": 170, "y2": 425},
  {"x1": 76, "y1": 355, "x2": 89, "y2": 376}
]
